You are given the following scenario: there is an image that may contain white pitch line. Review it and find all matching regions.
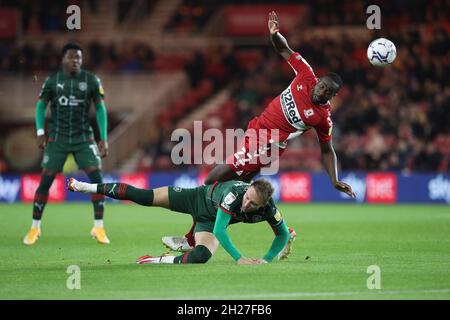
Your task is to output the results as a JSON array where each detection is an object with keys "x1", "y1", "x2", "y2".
[{"x1": 145, "y1": 289, "x2": 450, "y2": 300}]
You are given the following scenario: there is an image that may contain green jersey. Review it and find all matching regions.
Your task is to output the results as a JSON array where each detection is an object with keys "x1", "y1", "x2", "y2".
[
  {"x1": 39, "y1": 69, "x2": 105, "y2": 144},
  {"x1": 205, "y1": 181, "x2": 284, "y2": 227},
  {"x1": 167, "y1": 181, "x2": 289, "y2": 262}
]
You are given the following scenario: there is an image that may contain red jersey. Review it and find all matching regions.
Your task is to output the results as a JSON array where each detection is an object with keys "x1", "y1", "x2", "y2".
[{"x1": 258, "y1": 52, "x2": 333, "y2": 144}]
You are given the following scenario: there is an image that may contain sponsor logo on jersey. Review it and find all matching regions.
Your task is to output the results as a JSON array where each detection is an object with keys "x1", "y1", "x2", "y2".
[
  {"x1": 280, "y1": 86, "x2": 311, "y2": 131},
  {"x1": 57, "y1": 83, "x2": 65, "y2": 90},
  {"x1": 79, "y1": 82, "x2": 87, "y2": 91},
  {"x1": 304, "y1": 108, "x2": 314, "y2": 118},
  {"x1": 58, "y1": 95, "x2": 85, "y2": 106}
]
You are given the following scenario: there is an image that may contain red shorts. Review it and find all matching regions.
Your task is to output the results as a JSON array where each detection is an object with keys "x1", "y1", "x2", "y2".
[{"x1": 226, "y1": 117, "x2": 291, "y2": 175}]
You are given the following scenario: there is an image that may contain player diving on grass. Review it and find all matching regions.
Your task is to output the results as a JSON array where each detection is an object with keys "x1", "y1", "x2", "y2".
[
  {"x1": 162, "y1": 11, "x2": 356, "y2": 255},
  {"x1": 68, "y1": 177, "x2": 290, "y2": 265}
]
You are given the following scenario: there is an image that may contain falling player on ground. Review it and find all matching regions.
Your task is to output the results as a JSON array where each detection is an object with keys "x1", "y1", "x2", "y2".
[
  {"x1": 68, "y1": 177, "x2": 290, "y2": 265},
  {"x1": 23, "y1": 43, "x2": 110, "y2": 245},
  {"x1": 162, "y1": 11, "x2": 355, "y2": 255}
]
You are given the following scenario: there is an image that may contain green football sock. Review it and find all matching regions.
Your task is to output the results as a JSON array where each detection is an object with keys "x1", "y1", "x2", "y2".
[
  {"x1": 173, "y1": 245, "x2": 212, "y2": 264},
  {"x1": 32, "y1": 173, "x2": 56, "y2": 220},
  {"x1": 96, "y1": 183, "x2": 154, "y2": 206},
  {"x1": 87, "y1": 170, "x2": 104, "y2": 220}
]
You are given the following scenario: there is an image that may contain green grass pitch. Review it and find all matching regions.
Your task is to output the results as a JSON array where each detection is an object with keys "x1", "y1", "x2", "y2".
[{"x1": 0, "y1": 203, "x2": 449, "y2": 300}]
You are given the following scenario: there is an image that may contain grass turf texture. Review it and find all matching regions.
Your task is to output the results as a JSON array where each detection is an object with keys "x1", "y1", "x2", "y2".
[{"x1": 0, "y1": 203, "x2": 449, "y2": 300}]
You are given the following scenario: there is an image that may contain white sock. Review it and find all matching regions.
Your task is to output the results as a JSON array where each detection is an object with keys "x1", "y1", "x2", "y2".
[
  {"x1": 82, "y1": 182, "x2": 98, "y2": 193},
  {"x1": 94, "y1": 220, "x2": 103, "y2": 228},
  {"x1": 160, "y1": 256, "x2": 176, "y2": 264},
  {"x1": 32, "y1": 219, "x2": 41, "y2": 228}
]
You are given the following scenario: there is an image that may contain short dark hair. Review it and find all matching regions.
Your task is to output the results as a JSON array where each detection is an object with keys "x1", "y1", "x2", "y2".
[
  {"x1": 251, "y1": 179, "x2": 274, "y2": 205},
  {"x1": 62, "y1": 43, "x2": 83, "y2": 56},
  {"x1": 325, "y1": 72, "x2": 343, "y2": 88}
]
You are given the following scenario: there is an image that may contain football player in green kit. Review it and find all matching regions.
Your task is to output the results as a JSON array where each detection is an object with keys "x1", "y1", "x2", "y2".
[
  {"x1": 23, "y1": 43, "x2": 110, "y2": 245},
  {"x1": 68, "y1": 177, "x2": 290, "y2": 265}
]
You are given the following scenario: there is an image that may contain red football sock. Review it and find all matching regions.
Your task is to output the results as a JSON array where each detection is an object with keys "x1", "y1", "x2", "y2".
[{"x1": 184, "y1": 220, "x2": 196, "y2": 247}]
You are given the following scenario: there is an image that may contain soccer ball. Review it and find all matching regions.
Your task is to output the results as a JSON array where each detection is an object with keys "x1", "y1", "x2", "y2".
[{"x1": 367, "y1": 38, "x2": 397, "y2": 67}]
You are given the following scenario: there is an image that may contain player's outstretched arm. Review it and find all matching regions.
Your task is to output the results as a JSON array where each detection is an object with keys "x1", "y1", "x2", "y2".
[
  {"x1": 320, "y1": 141, "x2": 356, "y2": 198},
  {"x1": 213, "y1": 209, "x2": 264, "y2": 265},
  {"x1": 268, "y1": 11, "x2": 294, "y2": 60},
  {"x1": 35, "y1": 99, "x2": 48, "y2": 149},
  {"x1": 261, "y1": 220, "x2": 290, "y2": 263},
  {"x1": 94, "y1": 99, "x2": 109, "y2": 158}
]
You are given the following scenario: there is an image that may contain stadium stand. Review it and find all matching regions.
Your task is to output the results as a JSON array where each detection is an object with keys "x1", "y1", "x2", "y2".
[{"x1": 0, "y1": 0, "x2": 449, "y2": 174}]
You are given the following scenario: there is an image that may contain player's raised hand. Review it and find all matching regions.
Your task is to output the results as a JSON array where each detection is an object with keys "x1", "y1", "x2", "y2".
[
  {"x1": 98, "y1": 140, "x2": 109, "y2": 158},
  {"x1": 37, "y1": 135, "x2": 47, "y2": 149},
  {"x1": 268, "y1": 11, "x2": 280, "y2": 35},
  {"x1": 334, "y1": 181, "x2": 356, "y2": 199}
]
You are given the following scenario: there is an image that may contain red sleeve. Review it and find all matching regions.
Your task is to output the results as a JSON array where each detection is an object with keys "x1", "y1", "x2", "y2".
[
  {"x1": 315, "y1": 115, "x2": 333, "y2": 144},
  {"x1": 287, "y1": 52, "x2": 316, "y2": 79}
]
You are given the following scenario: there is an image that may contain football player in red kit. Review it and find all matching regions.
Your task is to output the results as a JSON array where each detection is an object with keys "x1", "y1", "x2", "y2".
[{"x1": 162, "y1": 11, "x2": 355, "y2": 257}]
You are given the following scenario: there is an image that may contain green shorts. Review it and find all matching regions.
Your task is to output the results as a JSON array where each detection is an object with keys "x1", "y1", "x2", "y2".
[
  {"x1": 42, "y1": 140, "x2": 101, "y2": 172},
  {"x1": 168, "y1": 186, "x2": 216, "y2": 234}
]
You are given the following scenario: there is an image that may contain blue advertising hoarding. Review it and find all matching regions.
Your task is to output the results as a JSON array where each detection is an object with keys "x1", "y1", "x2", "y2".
[{"x1": 1, "y1": 172, "x2": 449, "y2": 204}]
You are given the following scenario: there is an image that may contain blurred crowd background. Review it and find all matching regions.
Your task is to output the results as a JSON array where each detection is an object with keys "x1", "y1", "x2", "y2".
[{"x1": 0, "y1": 0, "x2": 449, "y2": 174}]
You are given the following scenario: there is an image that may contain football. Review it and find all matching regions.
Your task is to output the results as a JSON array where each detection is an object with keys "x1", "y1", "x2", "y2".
[{"x1": 367, "y1": 38, "x2": 397, "y2": 67}]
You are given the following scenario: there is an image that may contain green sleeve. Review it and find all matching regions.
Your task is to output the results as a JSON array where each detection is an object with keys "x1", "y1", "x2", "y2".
[
  {"x1": 262, "y1": 220, "x2": 290, "y2": 262},
  {"x1": 92, "y1": 76, "x2": 105, "y2": 102},
  {"x1": 94, "y1": 100, "x2": 108, "y2": 141},
  {"x1": 38, "y1": 76, "x2": 53, "y2": 101},
  {"x1": 35, "y1": 100, "x2": 47, "y2": 133},
  {"x1": 213, "y1": 208, "x2": 242, "y2": 261}
]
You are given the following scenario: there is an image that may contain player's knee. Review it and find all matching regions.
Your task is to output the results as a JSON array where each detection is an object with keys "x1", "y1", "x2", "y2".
[{"x1": 191, "y1": 245, "x2": 212, "y2": 263}]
